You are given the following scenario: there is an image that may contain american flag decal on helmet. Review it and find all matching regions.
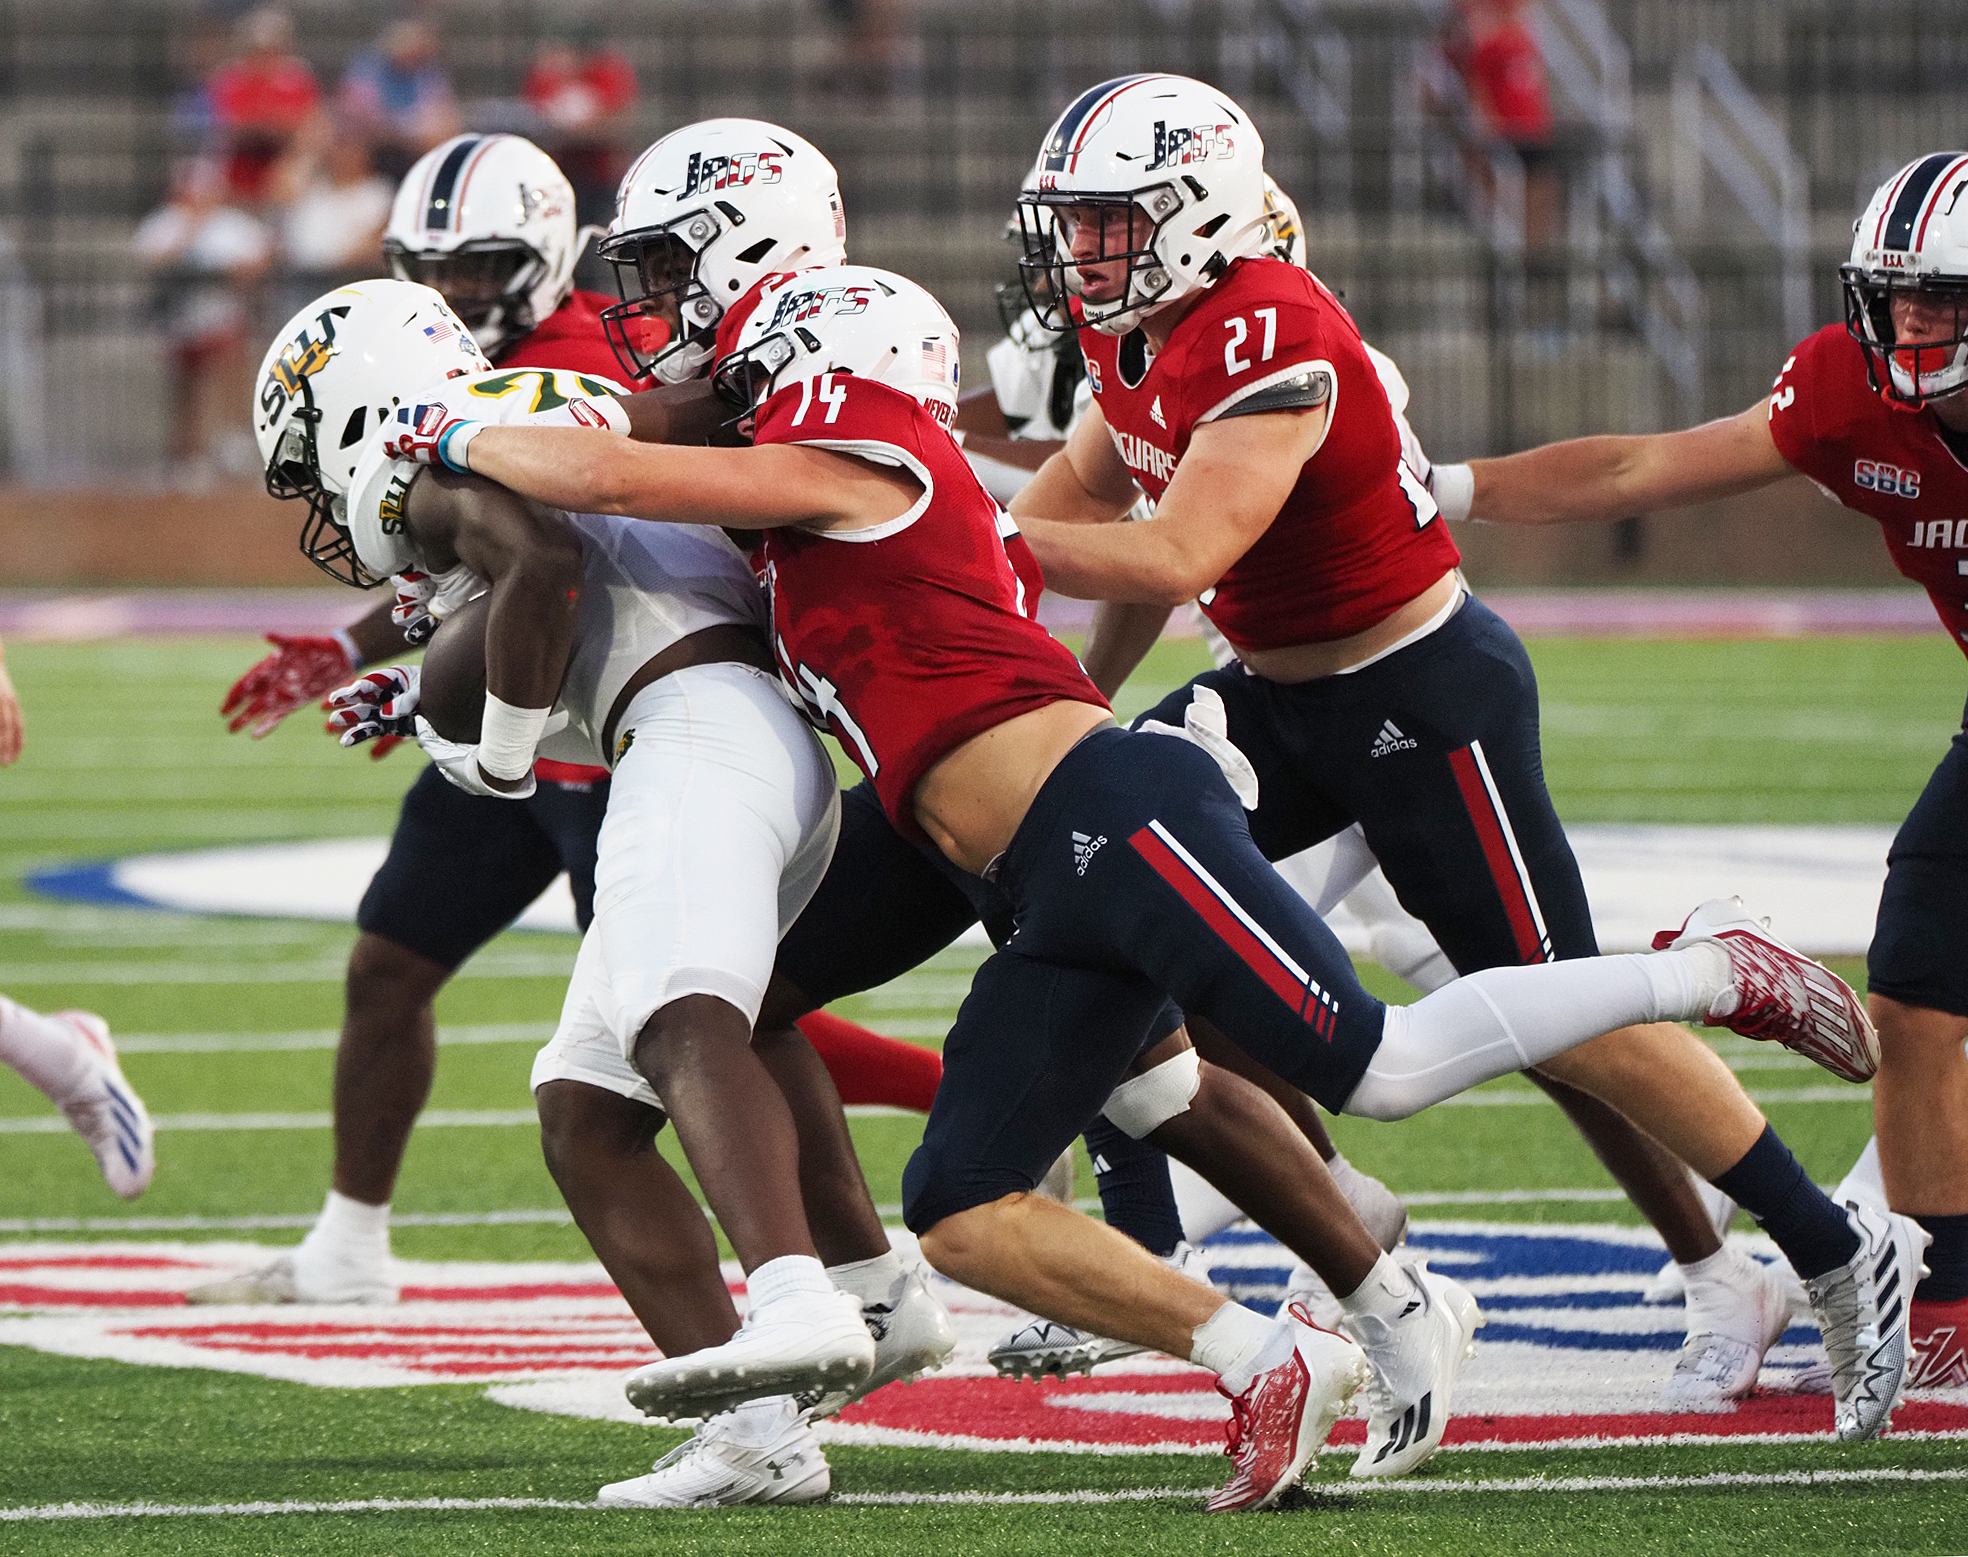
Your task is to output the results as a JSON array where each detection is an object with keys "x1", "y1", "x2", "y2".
[{"x1": 423, "y1": 321, "x2": 456, "y2": 346}]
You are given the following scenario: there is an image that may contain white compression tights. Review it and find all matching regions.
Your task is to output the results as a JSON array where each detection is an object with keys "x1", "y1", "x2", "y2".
[{"x1": 1340, "y1": 947, "x2": 1724, "y2": 1121}]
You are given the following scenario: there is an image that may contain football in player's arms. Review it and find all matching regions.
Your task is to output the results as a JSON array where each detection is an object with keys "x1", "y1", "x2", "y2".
[{"x1": 415, "y1": 592, "x2": 490, "y2": 744}]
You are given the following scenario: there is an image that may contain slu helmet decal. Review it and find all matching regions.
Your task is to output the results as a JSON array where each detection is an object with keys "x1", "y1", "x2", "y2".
[{"x1": 257, "y1": 303, "x2": 349, "y2": 424}]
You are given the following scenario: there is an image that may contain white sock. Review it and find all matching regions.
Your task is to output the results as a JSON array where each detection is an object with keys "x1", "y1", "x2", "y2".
[
  {"x1": 1191, "y1": 1300, "x2": 1291, "y2": 1393},
  {"x1": 745, "y1": 1254, "x2": 834, "y2": 1318},
  {"x1": 0, "y1": 997, "x2": 94, "y2": 1103},
  {"x1": 1344, "y1": 948, "x2": 1723, "y2": 1121},
  {"x1": 297, "y1": 1190, "x2": 391, "y2": 1266},
  {"x1": 826, "y1": 1249, "x2": 904, "y2": 1306},
  {"x1": 1172, "y1": 1159, "x2": 1245, "y2": 1244},
  {"x1": 1337, "y1": 1252, "x2": 1415, "y2": 1321}
]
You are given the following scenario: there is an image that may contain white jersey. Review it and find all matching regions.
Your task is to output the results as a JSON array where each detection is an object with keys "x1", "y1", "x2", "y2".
[{"x1": 346, "y1": 365, "x2": 767, "y2": 768}]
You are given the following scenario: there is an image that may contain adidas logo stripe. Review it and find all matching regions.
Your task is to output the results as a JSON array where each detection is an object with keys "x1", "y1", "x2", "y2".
[{"x1": 1369, "y1": 719, "x2": 1418, "y2": 758}]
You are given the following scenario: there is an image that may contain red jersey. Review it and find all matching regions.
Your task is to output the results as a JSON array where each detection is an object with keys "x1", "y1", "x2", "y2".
[
  {"x1": 756, "y1": 374, "x2": 1105, "y2": 838},
  {"x1": 499, "y1": 289, "x2": 651, "y2": 386},
  {"x1": 1079, "y1": 256, "x2": 1460, "y2": 651},
  {"x1": 500, "y1": 290, "x2": 641, "y2": 783},
  {"x1": 1768, "y1": 325, "x2": 1968, "y2": 658}
]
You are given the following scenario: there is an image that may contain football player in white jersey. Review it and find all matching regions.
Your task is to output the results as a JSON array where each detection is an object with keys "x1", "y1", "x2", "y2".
[{"x1": 251, "y1": 278, "x2": 951, "y2": 1507}]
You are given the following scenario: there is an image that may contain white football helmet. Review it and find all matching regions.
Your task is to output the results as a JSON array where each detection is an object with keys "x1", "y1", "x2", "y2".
[
  {"x1": 383, "y1": 134, "x2": 583, "y2": 357},
  {"x1": 254, "y1": 279, "x2": 491, "y2": 586},
  {"x1": 1843, "y1": 152, "x2": 1968, "y2": 406},
  {"x1": 710, "y1": 264, "x2": 961, "y2": 427},
  {"x1": 1018, "y1": 74, "x2": 1269, "y2": 336},
  {"x1": 601, "y1": 119, "x2": 848, "y2": 385}
]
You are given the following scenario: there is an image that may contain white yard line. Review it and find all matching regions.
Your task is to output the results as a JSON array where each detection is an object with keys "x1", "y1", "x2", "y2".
[{"x1": 3, "y1": 1467, "x2": 1962, "y2": 1521}]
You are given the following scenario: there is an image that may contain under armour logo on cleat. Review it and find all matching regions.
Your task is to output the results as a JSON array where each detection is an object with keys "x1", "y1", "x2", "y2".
[
  {"x1": 1369, "y1": 720, "x2": 1417, "y2": 758},
  {"x1": 1071, "y1": 830, "x2": 1108, "y2": 876}
]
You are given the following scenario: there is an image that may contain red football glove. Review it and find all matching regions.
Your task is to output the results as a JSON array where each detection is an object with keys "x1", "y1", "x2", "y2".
[{"x1": 222, "y1": 633, "x2": 356, "y2": 739}]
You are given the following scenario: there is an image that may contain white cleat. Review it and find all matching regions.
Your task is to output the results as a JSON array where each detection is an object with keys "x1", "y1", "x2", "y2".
[
  {"x1": 1344, "y1": 1261, "x2": 1481, "y2": 1479},
  {"x1": 1804, "y1": 1204, "x2": 1931, "y2": 1442},
  {"x1": 1653, "y1": 897, "x2": 1878, "y2": 1082},
  {"x1": 184, "y1": 1250, "x2": 398, "y2": 1306},
  {"x1": 1661, "y1": 1249, "x2": 1791, "y2": 1409},
  {"x1": 989, "y1": 1242, "x2": 1212, "y2": 1381},
  {"x1": 845, "y1": 1265, "x2": 955, "y2": 1403},
  {"x1": 624, "y1": 1288, "x2": 873, "y2": 1424},
  {"x1": 54, "y1": 1011, "x2": 154, "y2": 1201},
  {"x1": 1208, "y1": 1306, "x2": 1371, "y2": 1512},
  {"x1": 597, "y1": 1396, "x2": 831, "y2": 1509}
]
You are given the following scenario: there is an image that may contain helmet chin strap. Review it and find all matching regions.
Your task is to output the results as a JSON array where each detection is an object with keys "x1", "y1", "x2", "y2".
[{"x1": 655, "y1": 338, "x2": 715, "y2": 385}]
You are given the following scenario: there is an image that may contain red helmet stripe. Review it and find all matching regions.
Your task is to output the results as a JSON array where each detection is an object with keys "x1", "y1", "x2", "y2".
[
  {"x1": 450, "y1": 136, "x2": 504, "y2": 232},
  {"x1": 1913, "y1": 156, "x2": 1968, "y2": 255},
  {"x1": 1065, "y1": 77, "x2": 1154, "y2": 174}
]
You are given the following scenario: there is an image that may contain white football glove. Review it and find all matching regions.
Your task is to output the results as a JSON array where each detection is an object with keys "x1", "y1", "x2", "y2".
[
  {"x1": 1138, "y1": 684, "x2": 1259, "y2": 810},
  {"x1": 413, "y1": 715, "x2": 535, "y2": 801},
  {"x1": 324, "y1": 666, "x2": 421, "y2": 748},
  {"x1": 389, "y1": 565, "x2": 485, "y2": 646}
]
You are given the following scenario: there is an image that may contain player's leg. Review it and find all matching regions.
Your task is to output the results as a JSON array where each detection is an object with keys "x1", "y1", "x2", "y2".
[
  {"x1": 906, "y1": 951, "x2": 1371, "y2": 1511},
  {"x1": 589, "y1": 666, "x2": 874, "y2": 1419},
  {"x1": 188, "y1": 766, "x2": 581, "y2": 1305},
  {"x1": 1861, "y1": 725, "x2": 1968, "y2": 1385},
  {"x1": 0, "y1": 994, "x2": 152, "y2": 1199},
  {"x1": 530, "y1": 948, "x2": 824, "y2": 1510}
]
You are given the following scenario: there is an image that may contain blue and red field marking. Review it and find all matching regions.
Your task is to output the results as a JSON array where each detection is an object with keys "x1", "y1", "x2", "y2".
[{"x1": 5, "y1": 1222, "x2": 1965, "y2": 1452}]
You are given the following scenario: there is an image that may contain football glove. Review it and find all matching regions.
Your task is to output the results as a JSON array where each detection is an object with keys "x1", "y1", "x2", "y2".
[
  {"x1": 382, "y1": 401, "x2": 483, "y2": 472},
  {"x1": 390, "y1": 572, "x2": 440, "y2": 646},
  {"x1": 325, "y1": 666, "x2": 422, "y2": 749},
  {"x1": 415, "y1": 716, "x2": 535, "y2": 801},
  {"x1": 1138, "y1": 685, "x2": 1259, "y2": 810},
  {"x1": 223, "y1": 633, "x2": 357, "y2": 739}
]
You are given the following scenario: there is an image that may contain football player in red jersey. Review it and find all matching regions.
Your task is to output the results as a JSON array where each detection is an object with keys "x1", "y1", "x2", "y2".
[
  {"x1": 390, "y1": 261, "x2": 1886, "y2": 1499},
  {"x1": 201, "y1": 130, "x2": 939, "y2": 1311},
  {"x1": 1005, "y1": 73, "x2": 1925, "y2": 1442},
  {"x1": 1422, "y1": 152, "x2": 1968, "y2": 1393}
]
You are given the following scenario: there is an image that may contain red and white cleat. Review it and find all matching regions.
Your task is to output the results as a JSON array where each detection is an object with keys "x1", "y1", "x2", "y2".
[
  {"x1": 1653, "y1": 897, "x2": 1879, "y2": 1083},
  {"x1": 1206, "y1": 1305, "x2": 1371, "y2": 1513}
]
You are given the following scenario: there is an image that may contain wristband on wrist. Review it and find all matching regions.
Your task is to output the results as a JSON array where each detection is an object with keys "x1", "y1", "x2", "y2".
[
  {"x1": 438, "y1": 420, "x2": 483, "y2": 474},
  {"x1": 1429, "y1": 462, "x2": 1475, "y2": 524},
  {"x1": 476, "y1": 691, "x2": 549, "y2": 780},
  {"x1": 331, "y1": 628, "x2": 363, "y2": 671}
]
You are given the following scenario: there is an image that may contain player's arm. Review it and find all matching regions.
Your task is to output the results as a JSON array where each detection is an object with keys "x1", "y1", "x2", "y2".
[
  {"x1": 1009, "y1": 400, "x2": 1140, "y2": 526},
  {"x1": 432, "y1": 424, "x2": 922, "y2": 534},
  {"x1": 400, "y1": 471, "x2": 584, "y2": 792},
  {"x1": 0, "y1": 633, "x2": 21, "y2": 766},
  {"x1": 1018, "y1": 406, "x2": 1325, "y2": 604},
  {"x1": 611, "y1": 379, "x2": 732, "y2": 446},
  {"x1": 1455, "y1": 399, "x2": 1791, "y2": 525},
  {"x1": 1081, "y1": 600, "x2": 1177, "y2": 700}
]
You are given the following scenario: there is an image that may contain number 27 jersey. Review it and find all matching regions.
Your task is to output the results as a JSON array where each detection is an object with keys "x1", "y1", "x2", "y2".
[{"x1": 1080, "y1": 255, "x2": 1460, "y2": 650}]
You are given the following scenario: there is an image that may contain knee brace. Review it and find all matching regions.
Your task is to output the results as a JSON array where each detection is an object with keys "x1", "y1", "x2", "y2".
[{"x1": 1100, "y1": 1047, "x2": 1202, "y2": 1140}]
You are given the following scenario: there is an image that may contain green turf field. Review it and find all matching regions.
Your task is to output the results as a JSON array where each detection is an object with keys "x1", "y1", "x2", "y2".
[{"x1": 2, "y1": 629, "x2": 1964, "y2": 1553}]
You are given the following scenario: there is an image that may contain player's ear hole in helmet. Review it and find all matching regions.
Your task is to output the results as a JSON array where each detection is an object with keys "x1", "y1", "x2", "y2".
[
  {"x1": 253, "y1": 279, "x2": 492, "y2": 587},
  {"x1": 598, "y1": 119, "x2": 847, "y2": 386},
  {"x1": 1841, "y1": 152, "x2": 1968, "y2": 409},
  {"x1": 382, "y1": 134, "x2": 584, "y2": 358}
]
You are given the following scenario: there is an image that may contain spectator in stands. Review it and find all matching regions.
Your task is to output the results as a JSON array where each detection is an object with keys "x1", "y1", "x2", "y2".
[
  {"x1": 132, "y1": 158, "x2": 274, "y2": 487},
  {"x1": 523, "y1": 18, "x2": 638, "y2": 231},
  {"x1": 338, "y1": 18, "x2": 460, "y2": 183},
  {"x1": 273, "y1": 119, "x2": 392, "y2": 304},
  {"x1": 1444, "y1": 0, "x2": 1559, "y2": 250},
  {"x1": 205, "y1": 6, "x2": 323, "y2": 205}
]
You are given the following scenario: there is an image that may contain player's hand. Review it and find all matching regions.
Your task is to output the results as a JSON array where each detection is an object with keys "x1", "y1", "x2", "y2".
[
  {"x1": 324, "y1": 665, "x2": 422, "y2": 748},
  {"x1": 414, "y1": 716, "x2": 535, "y2": 800},
  {"x1": 0, "y1": 662, "x2": 22, "y2": 766},
  {"x1": 390, "y1": 572, "x2": 440, "y2": 646},
  {"x1": 1139, "y1": 685, "x2": 1259, "y2": 810},
  {"x1": 222, "y1": 633, "x2": 357, "y2": 738},
  {"x1": 381, "y1": 401, "x2": 482, "y2": 472},
  {"x1": 366, "y1": 733, "x2": 407, "y2": 762}
]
